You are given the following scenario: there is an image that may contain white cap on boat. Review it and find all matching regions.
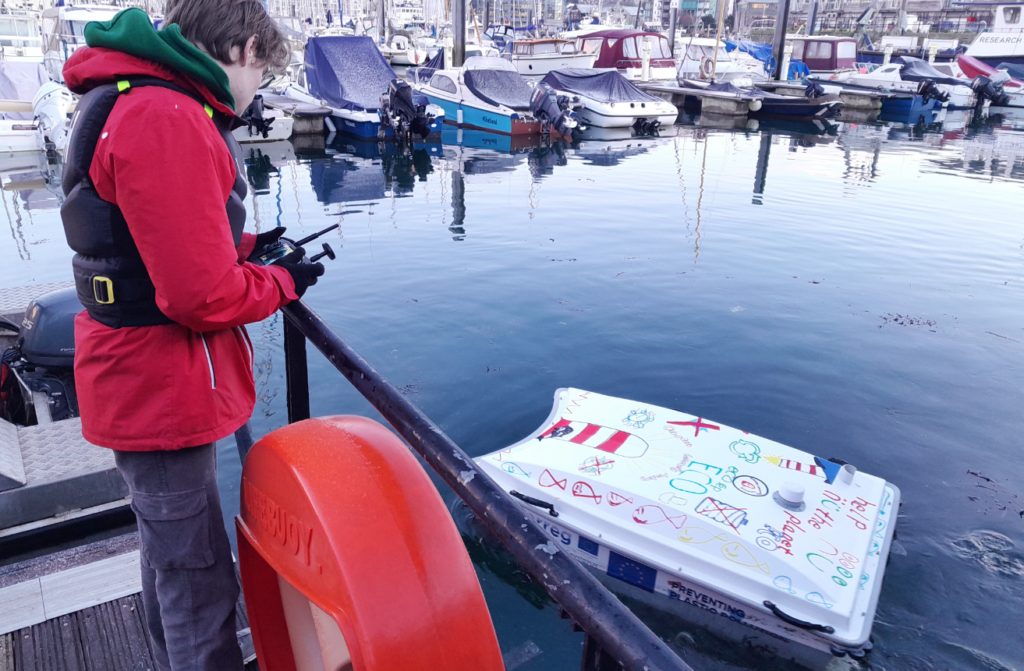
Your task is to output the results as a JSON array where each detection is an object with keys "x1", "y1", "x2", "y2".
[
  {"x1": 839, "y1": 463, "x2": 857, "y2": 485},
  {"x1": 773, "y1": 482, "x2": 806, "y2": 511}
]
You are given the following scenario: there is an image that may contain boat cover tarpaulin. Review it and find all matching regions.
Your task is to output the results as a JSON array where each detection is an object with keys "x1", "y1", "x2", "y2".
[
  {"x1": 726, "y1": 40, "x2": 811, "y2": 80},
  {"x1": 0, "y1": 62, "x2": 48, "y2": 120},
  {"x1": 540, "y1": 68, "x2": 661, "y2": 103},
  {"x1": 894, "y1": 56, "x2": 964, "y2": 87},
  {"x1": 305, "y1": 36, "x2": 396, "y2": 111},
  {"x1": 464, "y1": 69, "x2": 534, "y2": 111},
  {"x1": 998, "y1": 62, "x2": 1024, "y2": 81}
]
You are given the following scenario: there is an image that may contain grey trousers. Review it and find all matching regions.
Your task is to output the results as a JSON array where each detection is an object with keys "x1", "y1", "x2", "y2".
[{"x1": 114, "y1": 444, "x2": 244, "y2": 671}]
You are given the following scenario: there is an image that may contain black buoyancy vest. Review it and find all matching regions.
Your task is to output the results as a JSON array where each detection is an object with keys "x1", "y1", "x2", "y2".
[{"x1": 61, "y1": 77, "x2": 248, "y2": 329}]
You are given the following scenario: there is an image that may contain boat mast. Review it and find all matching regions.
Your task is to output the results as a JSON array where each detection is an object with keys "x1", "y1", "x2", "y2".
[{"x1": 710, "y1": 0, "x2": 727, "y2": 81}]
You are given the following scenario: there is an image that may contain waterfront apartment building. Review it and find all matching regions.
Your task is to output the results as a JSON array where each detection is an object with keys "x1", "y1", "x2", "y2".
[{"x1": 734, "y1": 0, "x2": 993, "y2": 35}]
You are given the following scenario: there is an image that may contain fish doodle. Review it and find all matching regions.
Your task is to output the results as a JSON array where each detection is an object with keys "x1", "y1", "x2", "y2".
[
  {"x1": 538, "y1": 469, "x2": 567, "y2": 490},
  {"x1": 678, "y1": 527, "x2": 730, "y2": 545},
  {"x1": 720, "y1": 542, "x2": 771, "y2": 575},
  {"x1": 490, "y1": 448, "x2": 513, "y2": 462},
  {"x1": 806, "y1": 592, "x2": 834, "y2": 609},
  {"x1": 633, "y1": 505, "x2": 688, "y2": 529},
  {"x1": 607, "y1": 491, "x2": 634, "y2": 507},
  {"x1": 773, "y1": 575, "x2": 797, "y2": 594},
  {"x1": 502, "y1": 462, "x2": 531, "y2": 478},
  {"x1": 572, "y1": 481, "x2": 602, "y2": 504}
]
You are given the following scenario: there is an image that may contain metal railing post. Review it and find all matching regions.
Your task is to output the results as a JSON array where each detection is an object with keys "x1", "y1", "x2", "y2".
[
  {"x1": 283, "y1": 316, "x2": 311, "y2": 423},
  {"x1": 279, "y1": 300, "x2": 693, "y2": 671}
]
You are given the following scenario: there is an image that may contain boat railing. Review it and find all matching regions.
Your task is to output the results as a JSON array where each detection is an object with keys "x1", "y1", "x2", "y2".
[{"x1": 274, "y1": 299, "x2": 695, "y2": 671}]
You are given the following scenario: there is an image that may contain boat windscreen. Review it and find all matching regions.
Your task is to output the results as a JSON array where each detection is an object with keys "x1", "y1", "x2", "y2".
[
  {"x1": 540, "y1": 68, "x2": 662, "y2": 104},
  {"x1": 463, "y1": 69, "x2": 533, "y2": 110},
  {"x1": 305, "y1": 35, "x2": 397, "y2": 111},
  {"x1": 894, "y1": 56, "x2": 964, "y2": 87}
]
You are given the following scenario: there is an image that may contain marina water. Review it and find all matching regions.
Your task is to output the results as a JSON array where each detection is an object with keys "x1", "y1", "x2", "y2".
[{"x1": 2, "y1": 114, "x2": 1022, "y2": 670}]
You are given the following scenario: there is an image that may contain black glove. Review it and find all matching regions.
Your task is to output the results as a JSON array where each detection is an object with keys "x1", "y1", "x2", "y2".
[
  {"x1": 278, "y1": 247, "x2": 325, "y2": 299},
  {"x1": 248, "y1": 226, "x2": 287, "y2": 262}
]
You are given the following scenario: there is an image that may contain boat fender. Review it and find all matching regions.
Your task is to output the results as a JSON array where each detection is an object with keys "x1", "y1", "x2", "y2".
[
  {"x1": 748, "y1": 99, "x2": 763, "y2": 112},
  {"x1": 237, "y1": 416, "x2": 504, "y2": 671}
]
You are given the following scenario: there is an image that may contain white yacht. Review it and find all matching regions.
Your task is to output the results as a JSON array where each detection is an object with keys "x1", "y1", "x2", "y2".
[
  {"x1": 42, "y1": 5, "x2": 124, "y2": 82},
  {"x1": 506, "y1": 39, "x2": 596, "y2": 79},
  {"x1": 0, "y1": 11, "x2": 44, "y2": 63},
  {"x1": 676, "y1": 38, "x2": 769, "y2": 84}
]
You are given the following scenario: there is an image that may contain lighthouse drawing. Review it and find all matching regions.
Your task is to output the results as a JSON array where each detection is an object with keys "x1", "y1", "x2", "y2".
[{"x1": 539, "y1": 418, "x2": 650, "y2": 458}]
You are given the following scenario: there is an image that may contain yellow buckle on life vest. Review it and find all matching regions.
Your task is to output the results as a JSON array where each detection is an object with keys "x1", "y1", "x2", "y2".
[
  {"x1": 92, "y1": 276, "x2": 115, "y2": 305},
  {"x1": 204, "y1": 104, "x2": 213, "y2": 118},
  {"x1": 117, "y1": 80, "x2": 130, "y2": 92}
]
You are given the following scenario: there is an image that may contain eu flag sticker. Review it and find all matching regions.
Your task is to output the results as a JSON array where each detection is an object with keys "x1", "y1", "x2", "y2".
[
  {"x1": 578, "y1": 535, "x2": 600, "y2": 556},
  {"x1": 607, "y1": 551, "x2": 657, "y2": 592}
]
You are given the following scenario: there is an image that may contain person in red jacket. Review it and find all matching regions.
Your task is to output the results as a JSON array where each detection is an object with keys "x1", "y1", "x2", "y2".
[{"x1": 59, "y1": 1, "x2": 322, "y2": 668}]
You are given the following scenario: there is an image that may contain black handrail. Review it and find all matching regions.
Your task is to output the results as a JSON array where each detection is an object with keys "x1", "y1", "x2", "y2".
[{"x1": 279, "y1": 300, "x2": 693, "y2": 671}]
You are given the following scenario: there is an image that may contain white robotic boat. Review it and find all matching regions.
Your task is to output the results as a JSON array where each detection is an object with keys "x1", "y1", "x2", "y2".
[{"x1": 477, "y1": 388, "x2": 900, "y2": 668}]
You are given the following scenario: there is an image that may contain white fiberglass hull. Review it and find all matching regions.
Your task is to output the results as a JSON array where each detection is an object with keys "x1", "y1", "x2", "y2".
[
  {"x1": 477, "y1": 388, "x2": 901, "y2": 666},
  {"x1": 512, "y1": 53, "x2": 595, "y2": 78},
  {"x1": 577, "y1": 105, "x2": 677, "y2": 128},
  {"x1": 0, "y1": 122, "x2": 44, "y2": 153}
]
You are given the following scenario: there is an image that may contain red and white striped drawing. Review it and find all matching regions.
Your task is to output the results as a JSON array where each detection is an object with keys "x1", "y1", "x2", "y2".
[{"x1": 539, "y1": 418, "x2": 649, "y2": 458}]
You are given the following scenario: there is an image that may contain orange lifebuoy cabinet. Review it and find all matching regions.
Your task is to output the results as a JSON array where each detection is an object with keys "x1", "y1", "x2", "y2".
[{"x1": 236, "y1": 416, "x2": 505, "y2": 671}]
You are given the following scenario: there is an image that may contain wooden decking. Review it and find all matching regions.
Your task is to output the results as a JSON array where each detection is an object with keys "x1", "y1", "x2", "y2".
[{"x1": 0, "y1": 534, "x2": 256, "y2": 671}]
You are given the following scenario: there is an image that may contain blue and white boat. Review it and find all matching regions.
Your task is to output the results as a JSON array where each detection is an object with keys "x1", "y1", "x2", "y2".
[
  {"x1": 414, "y1": 57, "x2": 571, "y2": 136},
  {"x1": 285, "y1": 35, "x2": 444, "y2": 140}
]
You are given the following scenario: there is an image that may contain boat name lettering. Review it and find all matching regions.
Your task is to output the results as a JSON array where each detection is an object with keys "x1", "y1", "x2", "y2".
[
  {"x1": 481, "y1": 115, "x2": 499, "y2": 125},
  {"x1": 979, "y1": 36, "x2": 1021, "y2": 43},
  {"x1": 244, "y1": 479, "x2": 315, "y2": 568},
  {"x1": 667, "y1": 581, "x2": 745, "y2": 619}
]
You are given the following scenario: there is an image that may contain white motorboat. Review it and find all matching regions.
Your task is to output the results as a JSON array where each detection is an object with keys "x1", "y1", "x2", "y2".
[
  {"x1": 676, "y1": 38, "x2": 768, "y2": 84},
  {"x1": 540, "y1": 68, "x2": 677, "y2": 130},
  {"x1": 477, "y1": 388, "x2": 900, "y2": 669},
  {"x1": 507, "y1": 39, "x2": 596, "y2": 79},
  {"x1": 833, "y1": 58, "x2": 978, "y2": 109},
  {"x1": 232, "y1": 96, "x2": 295, "y2": 143},
  {"x1": 380, "y1": 32, "x2": 428, "y2": 66},
  {"x1": 41, "y1": 4, "x2": 123, "y2": 82}
]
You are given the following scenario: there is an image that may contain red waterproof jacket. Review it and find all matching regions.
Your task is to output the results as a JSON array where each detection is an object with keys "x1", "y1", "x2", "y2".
[{"x1": 64, "y1": 48, "x2": 298, "y2": 451}]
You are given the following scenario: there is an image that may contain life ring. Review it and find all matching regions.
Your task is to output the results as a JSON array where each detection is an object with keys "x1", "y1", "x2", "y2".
[
  {"x1": 699, "y1": 56, "x2": 716, "y2": 79},
  {"x1": 237, "y1": 416, "x2": 504, "y2": 671}
]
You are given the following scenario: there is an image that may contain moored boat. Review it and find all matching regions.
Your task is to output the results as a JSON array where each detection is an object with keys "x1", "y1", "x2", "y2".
[
  {"x1": 415, "y1": 57, "x2": 577, "y2": 136},
  {"x1": 539, "y1": 68, "x2": 677, "y2": 130},
  {"x1": 477, "y1": 388, "x2": 900, "y2": 668},
  {"x1": 958, "y1": 54, "x2": 1024, "y2": 107},
  {"x1": 507, "y1": 39, "x2": 595, "y2": 78},
  {"x1": 573, "y1": 29, "x2": 676, "y2": 82}
]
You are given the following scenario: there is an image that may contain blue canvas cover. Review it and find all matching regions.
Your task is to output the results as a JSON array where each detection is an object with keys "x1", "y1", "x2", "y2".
[
  {"x1": 540, "y1": 68, "x2": 661, "y2": 103},
  {"x1": 305, "y1": 36, "x2": 397, "y2": 111},
  {"x1": 998, "y1": 62, "x2": 1024, "y2": 80},
  {"x1": 725, "y1": 40, "x2": 810, "y2": 80},
  {"x1": 894, "y1": 56, "x2": 963, "y2": 87},
  {"x1": 463, "y1": 69, "x2": 533, "y2": 111}
]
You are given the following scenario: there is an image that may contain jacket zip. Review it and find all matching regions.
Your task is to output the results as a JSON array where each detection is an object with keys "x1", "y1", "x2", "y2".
[
  {"x1": 200, "y1": 333, "x2": 216, "y2": 389},
  {"x1": 236, "y1": 326, "x2": 253, "y2": 372}
]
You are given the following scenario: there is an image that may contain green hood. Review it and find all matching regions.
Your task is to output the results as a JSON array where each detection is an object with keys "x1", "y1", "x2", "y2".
[{"x1": 84, "y1": 8, "x2": 235, "y2": 109}]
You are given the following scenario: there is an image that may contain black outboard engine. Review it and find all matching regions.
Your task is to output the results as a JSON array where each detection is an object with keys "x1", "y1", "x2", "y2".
[
  {"x1": 970, "y1": 74, "x2": 1011, "y2": 108},
  {"x1": 1, "y1": 287, "x2": 80, "y2": 425},
  {"x1": 239, "y1": 95, "x2": 276, "y2": 140},
  {"x1": 804, "y1": 80, "x2": 826, "y2": 99},
  {"x1": 918, "y1": 80, "x2": 950, "y2": 105},
  {"x1": 380, "y1": 79, "x2": 435, "y2": 144},
  {"x1": 632, "y1": 117, "x2": 661, "y2": 135},
  {"x1": 530, "y1": 82, "x2": 580, "y2": 136}
]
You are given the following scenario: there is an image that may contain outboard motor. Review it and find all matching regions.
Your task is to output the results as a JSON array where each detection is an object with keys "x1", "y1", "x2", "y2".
[
  {"x1": 32, "y1": 81, "x2": 74, "y2": 158},
  {"x1": 804, "y1": 80, "x2": 826, "y2": 99},
  {"x1": 918, "y1": 80, "x2": 950, "y2": 105},
  {"x1": 1, "y1": 287, "x2": 80, "y2": 425},
  {"x1": 380, "y1": 78, "x2": 435, "y2": 144},
  {"x1": 970, "y1": 74, "x2": 1011, "y2": 108},
  {"x1": 530, "y1": 82, "x2": 580, "y2": 136},
  {"x1": 632, "y1": 117, "x2": 661, "y2": 135},
  {"x1": 239, "y1": 95, "x2": 276, "y2": 140}
]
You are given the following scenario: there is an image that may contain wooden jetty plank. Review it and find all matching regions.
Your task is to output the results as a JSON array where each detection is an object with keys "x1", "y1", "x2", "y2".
[
  {"x1": 0, "y1": 633, "x2": 13, "y2": 671},
  {"x1": 77, "y1": 595, "x2": 153, "y2": 671}
]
